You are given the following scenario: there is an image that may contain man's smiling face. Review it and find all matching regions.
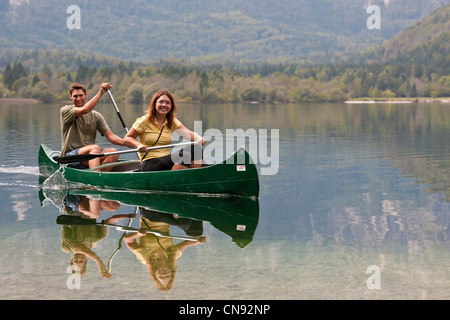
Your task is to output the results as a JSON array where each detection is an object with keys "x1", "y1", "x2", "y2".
[{"x1": 70, "y1": 89, "x2": 87, "y2": 107}]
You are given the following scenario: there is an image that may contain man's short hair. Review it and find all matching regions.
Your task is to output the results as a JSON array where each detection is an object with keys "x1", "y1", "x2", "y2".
[{"x1": 69, "y1": 83, "x2": 87, "y2": 96}]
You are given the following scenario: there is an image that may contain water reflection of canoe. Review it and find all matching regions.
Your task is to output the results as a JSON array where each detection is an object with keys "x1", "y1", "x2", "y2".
[
  {"x1": 40, "y1": 187, "x2": 259, "y2": 248},
  {"x1": 38, "y1": 144, "x2": 259, "y2": 198},
  {"x1": 76, "y1": 189, "x2": 258, "y2": 248}
]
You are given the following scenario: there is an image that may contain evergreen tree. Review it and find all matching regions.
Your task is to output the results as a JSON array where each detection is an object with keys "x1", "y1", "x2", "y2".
[
  {"x1": 3, "y1": 63, "x2": 13, "y2": 90},
  {"x1": 199, "y1": 71, "x2": 208, "y2": 96},
  {"x1": 75, "y1": 64, "x2": 89, "y2": 82},
  {"x1": 3, "y1": 62, "x2": 27, "y2": 90},
  {"x1": 12, "y1": 62, "x2": 27, "y2": 79},
  {"x1": 32, "y1": 74, "x2": 40, "y2": 86}
]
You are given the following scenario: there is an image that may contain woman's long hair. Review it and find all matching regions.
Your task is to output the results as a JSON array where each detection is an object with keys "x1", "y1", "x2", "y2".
[
  {"x1": 146, "y1": 89, "x2": 177, "y2": 129},
  {"x1": 146, "y1": 246, "x2": 178, "y2": 292}
]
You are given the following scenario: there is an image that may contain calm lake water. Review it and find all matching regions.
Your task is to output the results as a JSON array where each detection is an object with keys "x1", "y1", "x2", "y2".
[{"x1": 1, "y1": 100, "x2": 450, "y2": 300}]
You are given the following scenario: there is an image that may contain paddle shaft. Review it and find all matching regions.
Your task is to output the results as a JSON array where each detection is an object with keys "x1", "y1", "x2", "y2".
[
  {"x1": 107, "y1": 89, "x2": 140, "y2": 158},
  {"x1": 54, "y1": 141, "x2": 197, "y2": 164},
  {"x1": 107, "y1": 90, "x2": 129, "y2": 132},
  {"x1": 101, "y1": 222, "x2": 199, "y2": 241},
  {"x1": 56, "y1": 215, "x2": 199, "y2": 241}
]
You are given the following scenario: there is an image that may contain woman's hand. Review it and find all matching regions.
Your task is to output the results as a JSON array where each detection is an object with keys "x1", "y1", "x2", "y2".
[
  {"x1": 197, "y1": 236, "x2": 206, "y2": 244},
  {"x1": 137, "y1": 228, "x2": 148, "y2": 236},
  {"x1": 196, "y1": 137, "x2": 206, "y2": 146},
  {"x1": 137, "y1": 143, "x2": 148, "y2": 152}
]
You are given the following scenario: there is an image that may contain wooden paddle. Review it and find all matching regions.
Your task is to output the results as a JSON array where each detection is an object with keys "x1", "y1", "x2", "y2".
[
  {"x1": 107, "y1": 89, "x2": 141, "y2": 158},
  {"x1": 56, "y1": 214, "x2": 200, "y2": 241},
  {"x1": 54, "y1": 141, "x2": 197, "y2": 164},
  {"x1": 107, "y1": 89, "x2": 130, "y2": 133}
]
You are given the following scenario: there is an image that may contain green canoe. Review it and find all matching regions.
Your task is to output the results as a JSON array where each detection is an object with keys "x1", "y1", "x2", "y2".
[
  {"x1": 40, "y1": 187, "x2": 259, "y2": 248},
  {"x1": 38, "y1": 144, "x2": 259, "y2": 198}
]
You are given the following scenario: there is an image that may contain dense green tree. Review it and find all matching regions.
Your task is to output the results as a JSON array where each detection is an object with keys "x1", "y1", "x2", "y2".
[
  {"x1": 3, "y1": 63, "x2": 13, "y2": 89},
  {"x1": 75, "y1": 64, "x2": 89, "y2": 82},
  {"x1": 3, "y1": 62, "x2": 27, "y2": 90},
  {"x1": 199, "y1": 71, "x2": 209, "y2": 96},
  {"x1": 32, "y1": 74, "x2": 40, "y2": 86}
]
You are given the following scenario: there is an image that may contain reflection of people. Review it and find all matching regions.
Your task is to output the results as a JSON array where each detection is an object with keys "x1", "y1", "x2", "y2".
[
  {"x1": 124, "y1": 215, "x2": 206, "y2": 291},
  {"x1": 123, "y1": 89, "x2": 206, "y2": 172},
  {"x1": 60, "y1": 82, "x2": 125, "y2": 169},
  {"x1": 64, "y1": 194, "x2": 120, "y2": 219},
  {"x1": 61, "y1": 195, "x2": 135, "y2": 279},
  {"x1": 140, "y1": 207, "x2": 204, "y2": 237},
  {"x1": 62, "y1": 228, "x2": 111, "y2": 279}
]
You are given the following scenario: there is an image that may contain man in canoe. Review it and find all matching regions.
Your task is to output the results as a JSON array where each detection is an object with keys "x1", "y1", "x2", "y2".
[
  {"x1": 124, "y1": 89, "x2": 206, "y2": 172},
  {"x1": 60, "y1": 82, "x2": 125, "y2": 169}
]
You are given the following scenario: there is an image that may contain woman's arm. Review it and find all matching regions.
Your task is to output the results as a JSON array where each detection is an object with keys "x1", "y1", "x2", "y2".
[
  {"x1": 175, "y1": 237, "x2": 206, "y2": 252},
  {"x1": 124, "y1": 128, "x2": 148, "y2": 152},
  {"x1": 176, "y1": 124, "x2": 206, "y2": 145},
  {"x1": 123, "y1": 228, "x2": 148, "y2": 250}
]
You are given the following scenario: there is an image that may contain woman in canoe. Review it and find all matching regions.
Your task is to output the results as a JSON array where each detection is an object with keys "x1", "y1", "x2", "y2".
[{"x1": 124, "y1": 89, "x2": 206, "y2": 172}]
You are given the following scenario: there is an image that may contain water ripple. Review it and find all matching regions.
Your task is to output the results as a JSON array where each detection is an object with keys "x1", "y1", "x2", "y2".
[{"x1": 0, "y1": 165, "x2": 40, "y2": 176}]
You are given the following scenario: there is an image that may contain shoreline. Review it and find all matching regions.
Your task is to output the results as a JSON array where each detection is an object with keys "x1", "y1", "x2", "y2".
[
  {"x1": 345, "y1": 98, "x2": 450, "y2": 104},
  {"x1": 0, "y1": 98, "x2": 41, "y2": 104},
  {"x1": 1, "y1": 97, "x2": 449, "y2": 105}
]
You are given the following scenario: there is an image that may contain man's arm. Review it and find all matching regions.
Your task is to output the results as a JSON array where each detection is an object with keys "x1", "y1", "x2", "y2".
[
  {"x1": 103, "y1": 130, "x2": 126, "y2": 147},
  {"x1": 75, "y1": 83, "x2": 112, "y2": 117}
]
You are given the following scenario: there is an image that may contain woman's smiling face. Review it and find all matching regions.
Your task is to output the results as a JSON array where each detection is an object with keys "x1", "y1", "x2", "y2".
[{"x1": 155, "y1": 94, "x2": 172, "y2": 116}]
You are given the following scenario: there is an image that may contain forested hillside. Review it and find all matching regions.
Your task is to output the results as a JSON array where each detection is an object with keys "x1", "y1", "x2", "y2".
[
  {"x1": 0, "y1": 0, "x2": 446, "y2": 63},
  {"x1": 1, "y1": 4, "x2": 449, "y2": 103},
  {"x1": 358, "y1": 3, "x2": 450, "y2": 62}
]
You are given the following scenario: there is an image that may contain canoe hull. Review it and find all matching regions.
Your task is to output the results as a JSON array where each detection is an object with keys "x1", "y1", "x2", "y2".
[
  {"x1": 63, "y1": 189, "x2": 260, "y2": 248},
  {"x1": 38, "y1": 144, "x2": 259, "y2": 198}
]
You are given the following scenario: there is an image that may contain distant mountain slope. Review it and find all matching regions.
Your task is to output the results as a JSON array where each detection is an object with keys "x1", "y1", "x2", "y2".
[
  {"x1": 349, "y1": 3, "x2": 450, "y2": 88},
  {"x1": 359, "y1": 3, "x2": 450, "y2": 62},
  {"x1": 0, "y1": 0, "x2": 447, "y2": 63},
  {"x1": 1, "y1": 3, "x2": 449, "y2": 103},
  {"x1": 0, "y1": 48, "x2": 126, "y2": 73}
]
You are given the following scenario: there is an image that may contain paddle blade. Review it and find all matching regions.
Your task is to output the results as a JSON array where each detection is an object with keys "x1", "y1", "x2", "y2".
[
  {"x1": 54, "y1": 153, "x2": 103, "y2": 164},
  {"x1": 57, "y1": 215, "x2": 97, "y2": 225}
]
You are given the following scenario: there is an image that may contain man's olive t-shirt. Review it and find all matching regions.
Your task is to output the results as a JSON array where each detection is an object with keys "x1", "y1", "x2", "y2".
[{"x1": 60, "y1": 105, "x2": 110, "y2": 156}]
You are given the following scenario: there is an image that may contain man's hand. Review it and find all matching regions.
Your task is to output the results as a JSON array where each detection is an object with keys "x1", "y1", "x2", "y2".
[
  {"x1": 100, "y1": 83, "x2": 112, "y2": 94},
  {"x1": 74, "y1": 83, "x2": 112, "y2": 116}
]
